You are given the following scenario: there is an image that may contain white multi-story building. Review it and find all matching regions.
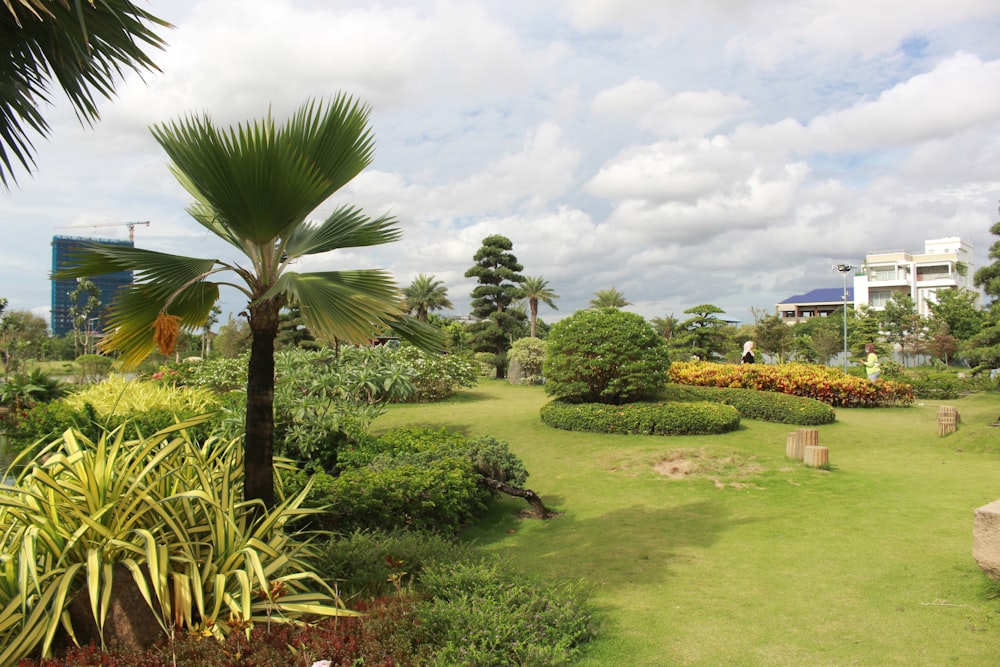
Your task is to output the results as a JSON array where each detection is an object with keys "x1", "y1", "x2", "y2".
[{"x1": 852, "y1": 237, "x2": 977, "y2": 316}]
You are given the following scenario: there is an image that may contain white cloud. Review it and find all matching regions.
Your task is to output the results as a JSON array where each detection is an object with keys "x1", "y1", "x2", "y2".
[{"x1": 3, "y1": 0, "x2": 1000, "y2": 327}]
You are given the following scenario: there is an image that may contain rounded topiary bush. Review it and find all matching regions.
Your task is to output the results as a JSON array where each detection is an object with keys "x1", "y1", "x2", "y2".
[
  {"x1": 544, "y1": 308, "x2": 670, "y2": 404},
  {"x1": 540, "y1": 399, "x2": 740, "y2": 435},
  {"x1": 660, "y1": 384, "x2": 836, "y2": 425}
]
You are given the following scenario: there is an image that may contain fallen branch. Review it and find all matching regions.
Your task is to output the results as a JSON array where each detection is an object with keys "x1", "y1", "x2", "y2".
[{"x1": 481, "y1": 477, "x2": 556, "y2": 519}]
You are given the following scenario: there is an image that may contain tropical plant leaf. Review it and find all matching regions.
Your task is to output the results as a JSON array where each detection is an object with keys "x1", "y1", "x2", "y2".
[
  {"x1": 284, "y1": 205, "x2": 400, "y2": 257},
  {"x1": 271, "y1": 270, "x2": 404, "y2": 344}
]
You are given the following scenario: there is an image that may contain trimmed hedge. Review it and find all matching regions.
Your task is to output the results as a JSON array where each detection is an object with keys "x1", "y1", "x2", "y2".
[
  {"x1": 660, "y1": 384, "x2": 836, "y2": 425},
  {"x1": 540, "y1": 399, "x2": 740, "y2": 435}
]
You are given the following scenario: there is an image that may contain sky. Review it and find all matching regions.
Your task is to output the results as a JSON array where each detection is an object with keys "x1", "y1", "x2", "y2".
[{"x1": 3, "y1": 0, "x2": 1000, "y2": 329}]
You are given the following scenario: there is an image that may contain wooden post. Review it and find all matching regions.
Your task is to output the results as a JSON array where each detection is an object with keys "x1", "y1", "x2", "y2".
[
  {"x1": 797, "y1": 428, "x2": 819, "y2": 447},
  {"x1": 803, "y1": 445, "x2": 829, "y2": 468},
  {"x1": 786, "y1": 432, "x2": 804, "y2": 460},
  {"x1": 938, "y1": 405, "x2": 959, "y2": 436}
]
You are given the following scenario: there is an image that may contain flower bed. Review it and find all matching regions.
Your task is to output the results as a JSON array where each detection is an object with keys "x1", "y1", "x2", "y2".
[{"x1": 668, "y1": 361, "x2": 913, "y2": 408}]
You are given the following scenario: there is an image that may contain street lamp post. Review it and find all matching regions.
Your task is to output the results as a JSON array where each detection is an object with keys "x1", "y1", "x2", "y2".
[{"x1": 836, "y1": 264, "x2": 854, "y2": 373}]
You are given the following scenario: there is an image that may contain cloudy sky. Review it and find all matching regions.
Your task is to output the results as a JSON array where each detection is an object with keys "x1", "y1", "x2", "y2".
[{"x1": 3, "y1": 0, "x2": 1000, "y2": 328}]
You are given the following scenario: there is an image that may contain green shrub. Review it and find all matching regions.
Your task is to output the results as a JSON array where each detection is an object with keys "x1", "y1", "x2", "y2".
[
  {"x1": 540, "y1": 399, "x2": 740, "y2": 435},
  {"x1": 508, "y1": 337, "x2": 547, "y2": 384},
  {"x1": 906, "y1": 374, "x2": 962, "y2": 400},
  {"x1": 74, "y1": 354, "x2": 113, "y2": 383},
  {"x1": 659, "y1": 384, "x2": 836, "y2": 425},
  {"x1": 0, "y1": 401, "x2": 99, "y2": 458},
  {"x1": 544, "y1": 308, "x2": 670, "y2": 404},
  {"x1": 153, "y1": 355, "x2": 248, "y2": 393},
  {"x1": 307, "y1": 458, "x2": 485, "y2": 534},
  {"x1": 287, "y1": 428, "x2": 531, "y2": 535},
  {"x1": 473, "y1": 352, "x2": 497, "y2": 377},
  {"x1": 390, "y1": 346, "x2": 479, "y2": 401},
  {"x1": 313, "y1": 529, "x2": 483, "y2": 598},
  {"x1": 418, "y1": 558, "x2": 596, "y2": 667},
  {"x1": 64, "y1": 375, "x2": 219, "y2": 416}
]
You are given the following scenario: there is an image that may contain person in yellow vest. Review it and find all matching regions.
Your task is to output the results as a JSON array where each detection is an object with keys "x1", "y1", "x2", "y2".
[{"x1": 864, "y1": 343, "x2": 881, "y2": 382}]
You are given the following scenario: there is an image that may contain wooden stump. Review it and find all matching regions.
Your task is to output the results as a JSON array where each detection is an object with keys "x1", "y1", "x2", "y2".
[
  {"x1": 797, "y1": 428, "x2": 819, "y2": 447},
  {"x1": 803, "y1": 445, "x2": 829, "y2": 468},
  {"x1": 786, "y1": 432, "x2": 804, "y2": 460},
  {"x1": 938, "y1": 405, "x2": 959, "y2": 436}
]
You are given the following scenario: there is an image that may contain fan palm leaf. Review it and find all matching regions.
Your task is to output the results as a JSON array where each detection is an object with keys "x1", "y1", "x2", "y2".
[
  {"x1": 55, "y1": 95, "x2": 441, "y2": 506},
  {"x1": 1, "y1": 0, "x2": 170, "y2": 186}
]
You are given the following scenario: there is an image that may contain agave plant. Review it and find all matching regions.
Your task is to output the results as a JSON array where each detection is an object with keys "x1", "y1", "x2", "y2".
[{"x1": 0, "y1": 418, "x2": 355, "y2": 663}]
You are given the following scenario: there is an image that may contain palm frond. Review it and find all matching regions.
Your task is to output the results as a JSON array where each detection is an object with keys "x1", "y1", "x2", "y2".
[
  {"x1": 150, "y1": 96, "x2": 375, "y2": 245},
  {"x1": 384, "y1": 313, "x2": 447, "y2": 352},
  {"x1": 271, "y1": 270, "x2": 405, "y2": 344},
  {"x1": 0, "y1": 0, "x2": 170, "y2": 186},
  {"x1": 54, "y1": 242, "x2": 219, "y2": 292},
  {"x1": 284, "y1": 205, "x2": 400, "y2": 257}
]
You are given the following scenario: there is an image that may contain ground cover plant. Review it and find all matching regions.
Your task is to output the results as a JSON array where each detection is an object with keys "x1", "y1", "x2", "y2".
[
  {"x1": 670, "y1": 360, "x2": 914, "y2": 407},
  {"x1": 373, "y1": 380, "x2": 1000, "y2": 666}
]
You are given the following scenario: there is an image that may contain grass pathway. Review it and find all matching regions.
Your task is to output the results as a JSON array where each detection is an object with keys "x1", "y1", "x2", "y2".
[{"x1": 374, "y1": 382, "x2": 1000, "y2": 666}]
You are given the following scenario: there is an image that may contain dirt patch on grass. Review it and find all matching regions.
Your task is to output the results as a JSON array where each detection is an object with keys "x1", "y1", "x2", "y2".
[{"x1": 650, "y1": 447, "x2": 765, "y2": 488}]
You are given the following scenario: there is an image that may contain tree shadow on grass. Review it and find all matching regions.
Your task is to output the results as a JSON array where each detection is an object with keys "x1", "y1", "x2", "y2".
[
  {"x1": 471, "y1": 499, "x2": 749, "y2": 588},
  {"x1": 373, "y1": 421, "x2": 476, "y2": 437}
]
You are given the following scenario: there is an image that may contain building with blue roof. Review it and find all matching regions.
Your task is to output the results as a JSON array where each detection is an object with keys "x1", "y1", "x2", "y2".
[
  {"x1": 776, "y1": 287, "x2": 852, "y2": 324},
  {"x1": 776, "y1": 237, "x2": 978, "y2": 325}
]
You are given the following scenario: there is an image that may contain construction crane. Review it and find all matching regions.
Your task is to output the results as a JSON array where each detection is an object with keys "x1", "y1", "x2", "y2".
[{"x1": 55, "y1": 220, "x2": 150, "y2": 242}]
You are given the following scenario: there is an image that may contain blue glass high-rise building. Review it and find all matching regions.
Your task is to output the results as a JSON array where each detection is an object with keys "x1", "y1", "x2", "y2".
[{"x1": 50, "y1": 236, "x2": 134, "y2": 337}]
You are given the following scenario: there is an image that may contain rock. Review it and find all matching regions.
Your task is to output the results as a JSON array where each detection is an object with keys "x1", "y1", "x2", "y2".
[
  {"x1": 61, "y1": 562, "x2": 165, "y2": 654},
  {"x1": 973, "y1": 500, "x2": 1000, "y2": 579}
]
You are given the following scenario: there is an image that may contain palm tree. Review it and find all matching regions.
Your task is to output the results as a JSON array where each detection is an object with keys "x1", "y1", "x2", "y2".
[
  {"x1": 2, "y1": 1, "x2": 169, "y2": 186},
  {"x1": 58, "y1": 96, "x2": 440, "y2": 507},
  {"x1": 590, "y1": 287, "x2": 630, "y2": 309},
  {"x1": 519, "y1": 276, "x2": 559, "y2": 338},
  {"x1": 650, "y1": 313, "x2": 678, "y2": 340},
  {"x1": 403, "y1": 274, "x2": 453, "y2": 321}
]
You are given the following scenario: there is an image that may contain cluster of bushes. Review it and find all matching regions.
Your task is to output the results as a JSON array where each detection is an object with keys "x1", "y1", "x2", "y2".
[
  {"x1": 660, "y1": 384, "x2": 836, "y2": 425},
  {"x1": 2, "y1": 377, "x2": 219, "y2": 457},
  {"x1": 286, "y1": 428, "x2": 529, "y2": 535},
  {"x1": 25, "y1": 530, "x2": 596, "y2": 667},
  {"x1": 540, "y1": 399, "x2": 740, "y2": 435},
  {"x1": 154, "y1": 345, "x2": 479, "y2": 403},
  {"x1": 669, "y1": 361, "x2": 914, "y2": 407},
  {"x1": 319, "y1": 531, "x2": 594, "y2": 666}
]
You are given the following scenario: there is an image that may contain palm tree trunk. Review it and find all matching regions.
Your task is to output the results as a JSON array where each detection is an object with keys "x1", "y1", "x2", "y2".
[
  {"x1": 530, "y1": 299, "x2": 539, "y2": 338},
  {"x1": 244, "y1": 299, "x2": 281, "y2": 507}
]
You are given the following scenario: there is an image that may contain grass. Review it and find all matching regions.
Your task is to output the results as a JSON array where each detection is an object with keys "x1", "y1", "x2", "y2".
[{"x1": 373, "y1": 380, "x2": 1000, "y2": 666}]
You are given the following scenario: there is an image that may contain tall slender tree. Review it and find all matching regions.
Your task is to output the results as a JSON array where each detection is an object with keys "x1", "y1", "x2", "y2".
[
  {"x1": 57, "y1": 96, "x2": 440, "y2": 507},
  {"x1": 1, "y1": 1, "x2": 170, "y2": 186},
  {"x1": 465, "y1": 235, "x2": 526, "y2": 378},
  {"x1": 403, "y1": 274, "x2": 453, "y2": 322},
  {"x1": 519, "y1": 275, "x2": 558, "y2": 338}
]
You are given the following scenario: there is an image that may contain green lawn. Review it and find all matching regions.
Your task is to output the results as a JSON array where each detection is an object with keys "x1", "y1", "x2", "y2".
[{"x1": 373, "y1": 381, "x2": 1000, "y2": 666}]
